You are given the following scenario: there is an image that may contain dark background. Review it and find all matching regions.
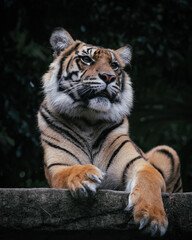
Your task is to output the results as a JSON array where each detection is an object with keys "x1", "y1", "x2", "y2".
[{"x1": 1, "y1": 0, "x2": 192, "y2": 191}]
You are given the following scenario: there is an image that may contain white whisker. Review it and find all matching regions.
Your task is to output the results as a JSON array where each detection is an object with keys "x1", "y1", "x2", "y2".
[{"x1": 62, "y1": 83, "x2": 82, "y2": 94}]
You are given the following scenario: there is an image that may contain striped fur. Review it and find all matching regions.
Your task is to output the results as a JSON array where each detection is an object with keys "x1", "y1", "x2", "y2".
[{"x1": 38, "y1": 28, "x2": 182, "y2": 236}]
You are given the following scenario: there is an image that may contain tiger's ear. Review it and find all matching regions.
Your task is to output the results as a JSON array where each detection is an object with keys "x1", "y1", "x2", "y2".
[
  {"x1": 50, "y1": 28, "x2": 74, "y2": 56},
  {"x1": 115, "y1": 45, "x2": 132, "y2": 66}
]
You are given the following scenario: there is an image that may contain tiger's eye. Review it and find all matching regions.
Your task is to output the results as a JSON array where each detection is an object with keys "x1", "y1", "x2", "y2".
[
  {"x1": 111, "y1": 62, "x2": 119, "y2": 71},
  {"x1": 80, "y1": 56, "x2": 93, "y2": 65}
]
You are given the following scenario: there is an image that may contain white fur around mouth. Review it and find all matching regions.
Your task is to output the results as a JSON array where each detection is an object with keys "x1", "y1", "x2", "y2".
[
  {"x1": 94, "y1": 90, "x2": 111, "y2": 98},
  {"x1": 87, "y1": 90, "x2": 114, "y2": 102}
]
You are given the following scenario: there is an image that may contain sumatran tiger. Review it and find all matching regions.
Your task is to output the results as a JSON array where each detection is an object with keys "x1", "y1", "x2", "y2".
[{"x1": 37, "y1": 28, "x2": 182, "y2": 236}]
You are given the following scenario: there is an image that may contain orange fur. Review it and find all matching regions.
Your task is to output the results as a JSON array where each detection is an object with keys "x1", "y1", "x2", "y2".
[
  {"x1": 51, "y1": 164, "x2": 102, "y2": 189},
  {"x1": 37, "y1": 28, "x2": 182, "y2": 236},
  {"x1": 130, "y1": 165, "x2": 167, "y2": 227}
]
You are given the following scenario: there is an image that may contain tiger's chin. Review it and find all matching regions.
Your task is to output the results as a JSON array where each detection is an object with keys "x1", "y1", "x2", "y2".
[
  {"x1": 47, "y1": 88, "x2": 133, "y2": 122},
  {"x1": 88, "y1": 97, "x2": 111, "y2": 112}
]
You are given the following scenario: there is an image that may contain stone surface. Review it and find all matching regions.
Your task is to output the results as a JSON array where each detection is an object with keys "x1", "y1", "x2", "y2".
[{"x1": 0, "y1": 188, "x2": 192, "y2": 239}]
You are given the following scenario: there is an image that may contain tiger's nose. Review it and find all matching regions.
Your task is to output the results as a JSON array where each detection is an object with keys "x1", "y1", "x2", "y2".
[{"x1": 99, "y1": 73, "x2": 116, "y2": 83}]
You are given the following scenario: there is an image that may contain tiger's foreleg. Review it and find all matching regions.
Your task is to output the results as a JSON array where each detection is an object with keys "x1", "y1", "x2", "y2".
[
  {"x1": 124, "y1": 158, "x2": 168, "y2": 236},
  {"x1": 42, "y1": 143, "x2": 104, "y2": 198}
]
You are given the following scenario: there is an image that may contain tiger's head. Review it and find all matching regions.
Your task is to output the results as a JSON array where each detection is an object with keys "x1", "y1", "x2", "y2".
[{"x1": 43, "y1": 28, "x2": 133, "y2": 122}]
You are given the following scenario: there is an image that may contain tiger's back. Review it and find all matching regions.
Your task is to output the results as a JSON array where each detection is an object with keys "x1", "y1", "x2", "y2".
[{"x1": 38, "y1": 28, "x2": 182, "y2": 236}]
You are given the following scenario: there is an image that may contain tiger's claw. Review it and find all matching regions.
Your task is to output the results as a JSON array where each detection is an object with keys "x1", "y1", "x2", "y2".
[{"x1": 67, "y1": 164, "x2": 104, "y2": 198}]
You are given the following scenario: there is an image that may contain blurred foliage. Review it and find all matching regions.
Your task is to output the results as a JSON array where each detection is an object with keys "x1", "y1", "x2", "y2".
[{"x1": 1, "y1": 0, "x2": 192, "y2": 191}]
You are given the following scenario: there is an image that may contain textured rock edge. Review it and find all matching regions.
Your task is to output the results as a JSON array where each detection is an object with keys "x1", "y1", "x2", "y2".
[{"x1": 0, "y1": 188, "x2": 192, "y2": 233}]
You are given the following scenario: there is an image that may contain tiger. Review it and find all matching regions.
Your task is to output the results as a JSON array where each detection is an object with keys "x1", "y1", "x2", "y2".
[{"x1": 37, "y1": 28, "x2": 182, "y2": 237}]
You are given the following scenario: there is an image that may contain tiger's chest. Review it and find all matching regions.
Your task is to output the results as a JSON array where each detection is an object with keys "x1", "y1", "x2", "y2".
[
  {"x1": 69, "y1": 119, "x2": 111, "y2": 158},
  {"x1": 66, "y1": 118, "x2": 131, "y2": 190}
]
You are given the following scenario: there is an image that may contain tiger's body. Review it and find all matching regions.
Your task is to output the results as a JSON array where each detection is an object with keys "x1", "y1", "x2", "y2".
[{"x1": 38, "y1": 28, "x2": 182, "y2": 236}]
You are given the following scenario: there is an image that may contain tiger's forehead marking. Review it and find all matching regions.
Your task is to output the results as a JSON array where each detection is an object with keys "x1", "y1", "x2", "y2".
[
  {"x1": 80, "y1": 44, "x2": 115, "y2": 61},
  {"x1": 93, "y1": 48, "x2": 111, "y2": 59}
]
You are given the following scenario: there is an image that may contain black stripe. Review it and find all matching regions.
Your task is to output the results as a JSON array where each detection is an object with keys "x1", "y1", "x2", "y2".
[
  {"x1": 122, "y1": 156, "x2": 142, "y2": 186},
  {"x1": 130, "y1": 140, "x2": 145, "y2": 159},
  {"x1": 121, "y1": 71, "x2": 125, "y2": 92},
  {"x1": 41, "y1": 106, "x2": 91, "y2": 157},
  {"x1": 118, "y1": 69, "x2": 122, "y2": 76},
  {"x1": 84, "y1": 75, "x2": 90, "y2": 80},
  {"x1": 40, "y1": 109, "x2": 80, "y2": 144},
  {"x1": 57, "y1": 57, "x2": 67, "y2": 91},
  {"x1": 81, "y1": 69, "x2": 88, "y2": 78},
  {"x1": 173, "y1": 176, "x2": 182, "y2": 192},
  {"x1": 39, "y1": 109, "x2": 89, "y2": 157},
  {"x1": 57, "y1": 57, "x2": 66, "y2": 82},
  {"x1": 75, "y1": 59, "x2": 83, "y2": 70},
  {"x1": 42, "y1": 138, "x2": 81, "y2": 164},
  {"x1": 175, "y1": 185, "x2": 182, "y2": 193},
  {"x1": 157, "y1": 149, "x2": 175, "y2": 169},
  {"x1": 106, "y1": 140, "x2": 130, "y2": 171},
  {"x1": 66, "y1": 57, "x2": 72, "y2": 73},
  {"x1": 87, "y1": 47, "x2": 93, "y2": 54},
  {"x1": 40, "y1": 109, "x2": 81, "y2": 145},
  {"x1": 42, "y1": 105, "x2": 61, "y2": 123},
  {"x1": 156, "y1": 149, "x2": 175, "y2": 184},
  {"x1": 47, "y1": 163, "x2": 70, "y2": 169},
  {"x1": 92, "y1": 119, "x2": 125, "y2": 160},
  {"x1": 87, "y1": 81, "x2": 101, "y2": 85},
  {"x1": 42, "y1": 105, "x2": 88, "y2": 147},
  {"x1": 64, "y1": 71, "x2": 79, "y2": 81},
  {"x1": 109, "y1": 134, "x2": 128, "y2": 148},
  {"x1": 58, "y1": 81, "x2": 66, "y2": 92},
  {"x1": 57, "y1": 41, "x2": 81, "y2": 82},
  {"x1": 151, "y1": 163, "x2": 165, "y2": 180},
  {"x1": 41, "y1": 105, "x2": 59, "y2": 121},
  {"x1": 74, "y1": 42, "x2": 81, "y2": 51},
  {"x1": 40, "y1": 130, "x2": 60, "y2": 142},
  {"x1": 93, "y1": 119, "x2": 124, "y2": 150}
]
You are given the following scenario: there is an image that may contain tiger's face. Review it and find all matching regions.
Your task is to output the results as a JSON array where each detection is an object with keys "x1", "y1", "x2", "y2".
[{"x1": 43, "y1": 28, "x2": 133, "y2": 122}]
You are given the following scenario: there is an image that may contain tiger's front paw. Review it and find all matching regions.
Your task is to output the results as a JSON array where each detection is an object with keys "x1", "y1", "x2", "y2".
[
  {"x1": 134, "y1": 203, "x2": 168, "y2": 237},
  {"x1": 125, "y1": 190, "x2": 168, "y2": 236},
  {"x1": 66, "y1": 164, "x2": 105, "y2": 198}
]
